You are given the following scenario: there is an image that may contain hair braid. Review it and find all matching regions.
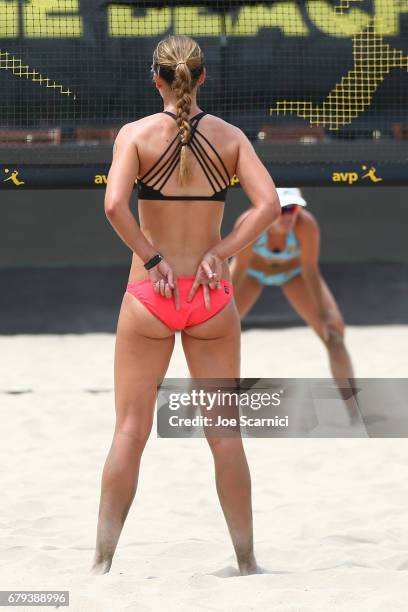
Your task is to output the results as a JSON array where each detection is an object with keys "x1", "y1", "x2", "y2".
[
  {"x1": 152, "y1": 35, "x2": 205, "y2": 187},
  {"x1": 173, "y1": 64, "x2": 193, "y2": 185}
]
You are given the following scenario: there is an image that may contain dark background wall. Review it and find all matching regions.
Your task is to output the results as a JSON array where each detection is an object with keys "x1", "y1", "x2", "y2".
[
  {"x1": 2, "y1": 186, "x2": 408, "y2": 267},
  {"x1": 2, "y1": 186, "x2": 407, "y2": 333}
]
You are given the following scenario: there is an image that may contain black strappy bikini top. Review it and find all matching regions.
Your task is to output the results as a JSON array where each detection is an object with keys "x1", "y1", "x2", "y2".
[{"x1": 137, "y1": 111, "x2": 231, "y2": 202}]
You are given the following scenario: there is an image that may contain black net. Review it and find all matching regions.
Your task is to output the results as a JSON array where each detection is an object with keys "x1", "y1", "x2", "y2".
[{"x1": 0, "y1": 0, "x2": 407, "y2": 186}]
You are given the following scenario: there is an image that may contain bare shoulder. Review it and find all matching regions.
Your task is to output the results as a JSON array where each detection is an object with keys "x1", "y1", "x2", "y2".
[
  {"x1": 116, "y1": 113, "x2": 165, "y2": 141},
  {"x1": 204, "y1": 113, "x2": 239, "y2": 129},
  {"x1": 119, "y1": 112, "x2": 241, "y2": 138},
  {"x1": 203, "y1": 113, "x2": 243, "y2": 139},
  {"x1": 297, "y1": 209, "x2": 318, "y2": 228},
  {"x1": 295, "y1": 209, "x2": 320, "y2": 240}
]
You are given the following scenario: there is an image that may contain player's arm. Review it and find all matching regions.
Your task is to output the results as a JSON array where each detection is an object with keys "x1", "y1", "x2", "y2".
[
  {"x1": 104, "y1": 124, "x2": 157, "y2": 262},
  {"x1": 297, "y1": 212, "x2": 326, "y2": 316},
  {"x1": 230, "y1": 242, "x2": 254, "y2": 287},
  {"x1": 208, "y1": 129, "x2": 280, "y2": 262},
  {"x1": 229, "y1": 211, "x2": 254, "y2": 286}
]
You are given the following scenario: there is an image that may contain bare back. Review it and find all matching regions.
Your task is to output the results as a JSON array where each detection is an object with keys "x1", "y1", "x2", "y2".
[
  {"x1": 128, "y1": 111, "x2": 240, "y2": 282},
  {"x1": 105, "y1": 107, "x2": 278, "y2": 284}
]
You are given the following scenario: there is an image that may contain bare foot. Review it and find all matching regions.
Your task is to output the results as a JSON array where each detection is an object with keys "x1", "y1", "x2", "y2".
[
  {"x1": 90, "y1": 559, "x2": 112, "y2": 575},
  {"x1": 239, "y1": 563, "x2": 262, "y2": 575},
  {"x1": 238, "y1": 554, "x2": 260, "y2": 575}
]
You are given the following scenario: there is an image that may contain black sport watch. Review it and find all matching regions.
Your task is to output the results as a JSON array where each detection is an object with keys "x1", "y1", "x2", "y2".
[{"x1": 144, "y1": 252, "x2": 163, "y2": 270}]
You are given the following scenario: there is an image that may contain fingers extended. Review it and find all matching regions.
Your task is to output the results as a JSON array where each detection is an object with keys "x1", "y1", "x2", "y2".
[
  {"x1": 187, "y1": 280, "x2": 199, "y2": 302},
  {"x1": 164, "y1": 282, "x2": 172, "y2": 299},
  {"x1": 173, "y1": 282, "x2": 181, "y2": 310},
  {"x1": 167, "y1": 269, "x2": 174, "y2": 289},
  {"x1": 159, "y1": 278, "x2": 166, "y2": 296},
  {"x1": 203, "y1": 284, "x2": 211, "y2": 310},
  {"x1": 201, "y1": 260, "x2": 214, "y2": 279}
]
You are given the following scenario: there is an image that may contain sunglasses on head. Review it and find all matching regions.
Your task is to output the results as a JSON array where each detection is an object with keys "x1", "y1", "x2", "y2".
[
  {"x1": 150, "y1": 61, "x2": 204, "y2": 79},
  {"x1": 281, "y1": 204, "x2": 299, "y2": 215}
]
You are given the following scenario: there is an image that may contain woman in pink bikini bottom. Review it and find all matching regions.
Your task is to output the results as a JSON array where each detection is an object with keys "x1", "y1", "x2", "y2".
[
  {"x1": 91, "y1": 34, "x2": 280, "y2": 577},
  {"x1": 126, "y1": 275, "x2": 233, "y2": 331}
]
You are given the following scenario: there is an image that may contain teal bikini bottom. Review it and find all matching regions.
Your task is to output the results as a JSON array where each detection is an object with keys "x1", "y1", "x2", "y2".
[{"x1": 247, "y1": 266, "x2": 302, "y2": 287}]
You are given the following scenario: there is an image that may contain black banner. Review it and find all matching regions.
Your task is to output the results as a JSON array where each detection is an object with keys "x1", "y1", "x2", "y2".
[
  {"x1": 0, "y1": 161, "x2": 405, "y2": 189},
  {"x1": 1, "y1": 0, "x2": 407, "y2": 138}
]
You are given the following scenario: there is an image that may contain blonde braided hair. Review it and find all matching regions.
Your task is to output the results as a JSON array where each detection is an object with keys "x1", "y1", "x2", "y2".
[{"x1": 153, "y1": 35, "x2": 205, "y2": 186}]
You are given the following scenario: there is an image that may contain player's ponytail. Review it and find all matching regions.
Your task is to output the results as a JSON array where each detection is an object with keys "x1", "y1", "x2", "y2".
[{"x1": 153, "y1": 35, "x2": 204, "y2": 186}]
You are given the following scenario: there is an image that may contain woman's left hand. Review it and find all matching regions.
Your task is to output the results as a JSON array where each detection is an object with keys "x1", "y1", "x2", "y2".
[
  {"x1": 148, "y1": 258, "x2": 180, "y2": 310},
  {"x1": 186, "y1": 252, "x2": 223, "y2": 310}
]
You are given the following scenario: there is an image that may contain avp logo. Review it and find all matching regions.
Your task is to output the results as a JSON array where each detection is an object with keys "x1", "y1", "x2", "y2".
[
  {"x1": 332, "y1": 165, "x2": 383, "y2": 184},
  {"x1": 360, "y1": 165, "x2": 383, "y2": 183},
  {"x1": 3, "y1": 168, "x2": 25, "y2": 186},
  {"x1": 94, "y1": 175, "x2": 138, "y2": 185}
]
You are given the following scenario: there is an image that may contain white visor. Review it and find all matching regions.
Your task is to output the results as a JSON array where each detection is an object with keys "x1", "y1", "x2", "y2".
[{"x1": 276, "y1": 187, "x2": 307, "y2": 208}]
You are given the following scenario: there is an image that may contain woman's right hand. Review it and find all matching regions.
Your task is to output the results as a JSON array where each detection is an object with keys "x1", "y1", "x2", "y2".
[
  {"x1": 148, "y1": 259, "x2": 180, "y2": 310},
  {"x1": 186, "y1": 252, "x2": 224, "y2": 310}
]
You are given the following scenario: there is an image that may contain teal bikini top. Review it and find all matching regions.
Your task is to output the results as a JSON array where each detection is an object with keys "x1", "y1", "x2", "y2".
[{"x1": 252, "y1": 229, "x2": 300, "y2": 261}]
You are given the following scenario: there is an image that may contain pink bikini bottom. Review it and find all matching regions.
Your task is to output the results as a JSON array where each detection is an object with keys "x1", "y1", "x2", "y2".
[{"x1": 126, "y1": 276, "x2": 233, "y2": 331}]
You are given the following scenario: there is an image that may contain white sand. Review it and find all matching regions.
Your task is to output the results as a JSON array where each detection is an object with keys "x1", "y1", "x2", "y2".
[{"x1": 1, "y1": 326, "x2": 408, "y2": 611}]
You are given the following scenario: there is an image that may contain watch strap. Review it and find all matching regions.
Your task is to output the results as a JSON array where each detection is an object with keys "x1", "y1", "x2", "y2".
[{"x1": 144, "y1": 253, "x2": 163, "y2": 270}]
